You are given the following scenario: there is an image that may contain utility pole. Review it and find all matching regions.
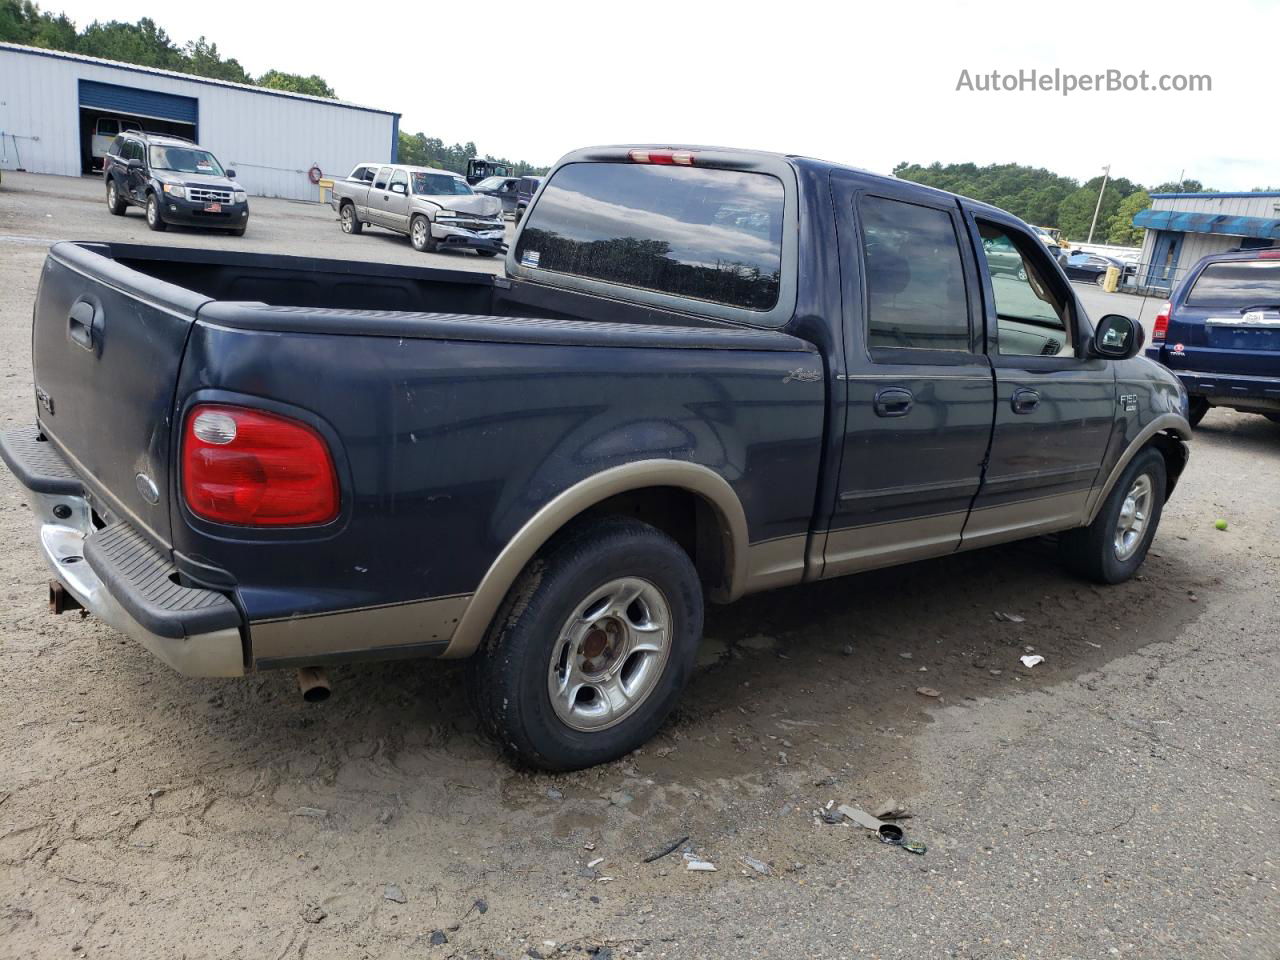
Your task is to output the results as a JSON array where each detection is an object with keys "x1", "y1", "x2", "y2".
[{"x1": 1087, "y1": 164, "x2": 1111, "y2": 246}]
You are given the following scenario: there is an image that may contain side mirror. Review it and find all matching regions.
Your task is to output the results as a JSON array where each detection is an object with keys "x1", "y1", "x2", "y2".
[
  {"x1": 391, "y1": 183, "x2": 406, "y2": 195},
  {"x1": 225, "y1": 168, "x2": 236, "y2": 179},
  {"x1": 127, "y1": 158, "x2": 142, "y2": 170},
  {"x1": 1090, "y1": 314, "x2": 1145, "y2": 359}
]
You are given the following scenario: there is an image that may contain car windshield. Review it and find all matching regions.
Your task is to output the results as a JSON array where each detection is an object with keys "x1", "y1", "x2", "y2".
[
  {"x1": 149, "y1": 146, "x2": 224, "y2": 176},
  {"x1": 412, "y1": 173, "x2": 473, "y2": 196},
  {"x1": 473, "y1": 176, "x2": 508, "y2": 192},
  {"x1": 1185, "y1": 260, "x2": 1280, "y2": 307}
]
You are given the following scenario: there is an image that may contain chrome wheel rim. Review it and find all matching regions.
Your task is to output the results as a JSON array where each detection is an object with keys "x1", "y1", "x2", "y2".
[
  {"x1": 107, "y1": 183, "x2": 116, "y2": 207},
  {"x1": 147, "y1": 198, "x2": 157, "y2": 224},
  {"x1": 1114, "y1": 473, "x2": 1153, "y2": 561},
  {"x1": 341, "y1": 208, "x2": 353, "y2": 232},
  {"x1": 547, "y1": 577, "x2": 672, "y2": 732},
  {"x1": 412, "y1": 219, "x2": 427, "y2": 248}
]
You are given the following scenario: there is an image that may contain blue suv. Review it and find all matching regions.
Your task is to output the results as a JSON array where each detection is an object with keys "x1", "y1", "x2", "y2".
[{"x1": 1146, "y1": 248, "x2": 1280, "y2": 426}]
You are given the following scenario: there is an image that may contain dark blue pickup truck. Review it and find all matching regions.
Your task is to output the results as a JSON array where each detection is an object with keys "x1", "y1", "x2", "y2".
[
  {"x1": 1145, "y1": 248, "x2": 1280, "y2": 426},
  {"x1": 1, "y1": 145, "x2": 1191, "y2": 770}
]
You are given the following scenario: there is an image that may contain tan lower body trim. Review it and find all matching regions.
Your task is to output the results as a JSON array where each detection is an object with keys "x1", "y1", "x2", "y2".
[
  {"x1": 743, "y1": 534, "x2": 808, "y2": 594},
  {"x1": 819, "y1": 511, "x2": 965, "y2": 579},
  {"x1": 250, "y1": 594, "x2": 472, "y2": 663},
  {"x1": 959, "y1": 490, "x2": 1089, "y2": 551}
]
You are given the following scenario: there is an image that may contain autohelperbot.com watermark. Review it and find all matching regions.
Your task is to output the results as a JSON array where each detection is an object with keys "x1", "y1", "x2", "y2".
[{"x1": 955, "y1": 68, "x2": 1211, "y2": 96}]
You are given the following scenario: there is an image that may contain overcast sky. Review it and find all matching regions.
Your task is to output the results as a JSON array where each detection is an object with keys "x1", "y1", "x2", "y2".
[{"x1": 46, "y1": 0, "x2": 1280, "y2": 191}]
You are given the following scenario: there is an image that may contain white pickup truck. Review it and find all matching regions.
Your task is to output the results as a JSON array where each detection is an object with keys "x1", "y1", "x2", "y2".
[{"x1": 330, "y1": 162, "x2": 506, "y2": 256}]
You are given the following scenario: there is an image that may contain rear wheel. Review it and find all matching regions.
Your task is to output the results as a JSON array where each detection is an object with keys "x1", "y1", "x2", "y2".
[
  {"x1": 1060, "y1": 447, "x2": 1166, "y2": 584},
  {"x1": 1095, "y1": 272, "x2": 1108, "y2": 286},
  {"x1": 228, "y1": 226, "x2": 246, "y2": 237},
  {"x1": 106, "y1": 179, "x2": 126, "y2": 216},
  {"x1": 1188, "y1": 396, "x2": 1210, "y2": 427},
  {"x1": 145, "y1": 193, "x2": 167, "y2": 232},
  {"x1": 410, "y1": 215, "x2": 436, "y2": 252},
  {"x1": 468, "y1": 517, "x2": 703, "y2": 771},
  {"x1": 339, "y1": 202, "x2": 362, "y2": 235}
]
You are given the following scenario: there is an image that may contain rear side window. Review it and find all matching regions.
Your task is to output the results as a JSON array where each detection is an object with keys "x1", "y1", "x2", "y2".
[
  {"x1": 859, "y1": 196, "x2": 970, "y2": 351},
  {"x1": 1186, "y1": 259, "x2": 1280, "y2": 307},
  {"x1": 515, "y1": 162, "x2": 785, "y2": 311},
  {"x1": 373, "y1": 166, "x2": 392, "y2": 189}
]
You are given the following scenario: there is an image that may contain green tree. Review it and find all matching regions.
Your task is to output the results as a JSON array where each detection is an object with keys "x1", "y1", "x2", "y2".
[
  {"x1": 1151, "y1": 179, "x2": 1206, "y2": 194},
  {"x1": 893, "y1": 160, "x2": 1077, "y2": 228},
  {"x1": 78, "y1": 17, "x2": 184, "y2": 70},
  {"x1": 1106, "y1": 190, "x2": 1151, "y2": 246},
  {"x1": 256, "y1": 69, "x2": 336, "y2": 98},
  {"x1": 1056, "y1": 175, "x2": 1142, "y2": 242},
  {"x1": 183, "y1": 36, "x2": 250, "y2": 84}
]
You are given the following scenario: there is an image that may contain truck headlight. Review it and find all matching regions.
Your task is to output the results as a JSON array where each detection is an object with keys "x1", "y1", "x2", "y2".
[
  {"x1": 233, "y1": 191, "x2": 247, "y2": 203},
  {"x1": 163, "y1": 183, "x2": 186, "y2": 199}
]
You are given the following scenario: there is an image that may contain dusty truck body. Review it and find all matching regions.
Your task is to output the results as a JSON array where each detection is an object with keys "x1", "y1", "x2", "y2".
[{"x1": 2, "y1": 145, "x2": 1190, "y2": 770}]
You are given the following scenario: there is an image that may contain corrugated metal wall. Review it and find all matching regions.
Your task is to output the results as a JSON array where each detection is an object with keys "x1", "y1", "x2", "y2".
[
  {"x1": 1153, "y1": 194, "x2": 1280, "y2": 219},
  {"x1": 0, "y1": 44, "x2": 397, "y2": 201}
]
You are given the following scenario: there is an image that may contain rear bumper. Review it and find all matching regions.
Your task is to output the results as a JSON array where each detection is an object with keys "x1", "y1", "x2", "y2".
[
  {"x1": 1148, "y1": 355, "x2": 1280, "y2": 412},
  {"x1": 0, "y1": 427, "x2": 246, "y2": 677}
]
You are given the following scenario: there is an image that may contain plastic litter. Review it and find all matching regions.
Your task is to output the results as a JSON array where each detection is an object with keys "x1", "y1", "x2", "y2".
[
  {"x1": 994, "y1": 611, "x2": 1025, "y2": 623},
  {"x1": 1020, "y1": 654, "x2": 1045, "y2": 668}
]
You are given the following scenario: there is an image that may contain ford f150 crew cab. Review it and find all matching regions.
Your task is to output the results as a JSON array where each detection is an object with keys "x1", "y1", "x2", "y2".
[
  {"x1": 331, "y1": 162, "x2": 505, "y2": 256},
  {"x1": 1, "y1": 145, "x2": 1191, "y2": 771}
]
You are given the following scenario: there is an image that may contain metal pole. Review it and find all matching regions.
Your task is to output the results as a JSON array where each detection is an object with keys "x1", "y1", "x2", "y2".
[{"x1": 1087, "y1": 164, "x2": 1110, "y2": 245}]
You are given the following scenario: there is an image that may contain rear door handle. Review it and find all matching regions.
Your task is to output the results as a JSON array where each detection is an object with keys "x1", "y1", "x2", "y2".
[
  {"x1": 1011, "y1": 387, "x2": 1040, "y2": 414},
  {"x1": 873, "y1": 386, "x2": 913, "y2": 418}
]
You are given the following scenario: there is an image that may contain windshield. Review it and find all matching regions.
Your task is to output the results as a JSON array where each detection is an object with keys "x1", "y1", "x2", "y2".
[
  {"x1": 473, "y1": 176, "x2": 508, "y2": 192},
  {"x1": 412, "y1": 173, "x2": 473, "y2": 196},
  {"x1": 1186, "y1": 259, "x2": 1280, "y2": 308},
  {"x1": 149, "y1": 146, "x2": 225, "y2": 176}
]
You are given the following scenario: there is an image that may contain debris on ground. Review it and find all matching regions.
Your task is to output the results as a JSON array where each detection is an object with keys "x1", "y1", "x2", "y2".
[
  {"x1": 642, "y1": 835, "x2": 689, "y2": 863},
  {"x1": 546, "y1": 787, "x2": 564, "y2": 800},
  {"x1": 742, "y1": 856, "x2": 773, "y2": 876},
  {"x1": 1215, "y1": 518, "x2": 1228, "y2": 530},
  {"x1": 872, "y1": 798, "x2": 907, "y2": 819},
  {"x1": 428, "y1": 930, "x2": 448, "y2": 946},
  {"x1": 290, "y1": 806, "x2": 328, "y2": 818},
  {"x1": 1020, "y1": 655, "x2": 1046, "y2": 668},
  {"x1": 994, "y1": 611, "x2": 1026, "y2": 623},
  {"x1": 685, "y1": 859, "x2": 717, "y2": 871},
  {"x1": 383, "y1": 883, "x2": 407, "y2": 903},
  {"x1": 899, "y1": 651, "x2": 913, "y2": 660},
  {"x1": 916, "y1": 686, "x2": 941, "y2": 698},
  {"x1": 301, "y1": 905, "x2": 327, "y2": 924},
  {"x1": 837, "y1": 805, "x2": 885, "y2": 830},
  {"x1": 842, "y1": 644, "x2": 854, "y2": 656},
  {"x1": 587, "y1": 857, "x2": 604, "y2": 869}
]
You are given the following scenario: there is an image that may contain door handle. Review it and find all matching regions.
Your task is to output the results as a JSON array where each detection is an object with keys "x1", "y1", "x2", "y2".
[
  {"x1": 1011, "y1": 387, "x2": 1040, "y2": 414},
  {"x1": 873, "y1": 386, "x2": 913, "y2": 418},
  {"x1": 68, "y1": 300, "x2": 98, "y2": 352}
]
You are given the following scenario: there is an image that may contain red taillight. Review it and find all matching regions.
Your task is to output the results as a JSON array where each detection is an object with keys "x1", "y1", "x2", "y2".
[
  {"x1": 181, "y1": 404, "x2": 338, "y2": 526},
  {"x1": 627, "y1": 149, "x2": 695, "y2": 166},
  {"x1": 1152, "y1": 301, "x2": 1171, "y2": 342},
  {"x1": 1259, "y1": 250, "x2": 1280, "y2": 259}
]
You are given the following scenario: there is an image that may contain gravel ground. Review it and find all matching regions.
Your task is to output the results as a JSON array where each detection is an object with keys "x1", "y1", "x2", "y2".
[{"x1": 1, "y1": 173, "x2": 1277, "y2": 960}]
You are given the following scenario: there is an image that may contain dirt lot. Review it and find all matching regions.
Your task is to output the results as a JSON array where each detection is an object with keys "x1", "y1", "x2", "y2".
[{"x1": 1, "y1": 174, "x2": 1278, "y2": 960}]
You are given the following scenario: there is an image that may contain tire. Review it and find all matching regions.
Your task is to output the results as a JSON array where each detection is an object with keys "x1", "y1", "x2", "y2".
[
  {"x1": 145, "y1": 193, "x2": 167, "y2": 232},
  {"x1": 1016, "y1": 266, "x2": 1027, "y2": 282},
  {"x1": 1060, "y1": 447, "x2": 1166, "y2": 584},
  {"x1": 228, "y1": 226, "x2": 246, "y2": 237},
  {"x1": 515, "y1": 207, "x2": 524, "y2": 224},
  {"x1": 106, "y1": 179, "x2": 126, "y2": 216},
  {"x1": 1188, "y1": 396, "x2": 1210, "y2": 427},
  {"x1": 476, "y1": 249, "x2": 498, "y2": 258},
  {"x1": 339, "y1": 202, "x2": 362, "y2": 235},
  {"x1": 1264, "y1": 413, "x2": 1280, "y2": 425},
  {"x1": 1094, "y1": 272, "x2": 1108, "y2": 286},
  {"x1": 410, "y1": 214, "x2": 436, "y2": 252},
  {"x1": 468, "y1": 517, "x2": 704, "y2": 771}
]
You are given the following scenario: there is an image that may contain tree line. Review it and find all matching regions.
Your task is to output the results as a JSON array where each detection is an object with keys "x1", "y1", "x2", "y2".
[
  {"x1": 892, "y1": 160, "x2": 1217, "y2": 246},
  {"x1": 1, "y1": 2, "x2": 549, "y2": 174}
]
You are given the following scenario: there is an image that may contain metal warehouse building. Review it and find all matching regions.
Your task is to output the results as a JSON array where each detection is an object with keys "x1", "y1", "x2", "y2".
[
  {"x1": 0, "y1": 42, "x2": 399, "y2": 201},
  {"x1": 1133, "y1": 190, "x2": 1280, "y2": 292}
]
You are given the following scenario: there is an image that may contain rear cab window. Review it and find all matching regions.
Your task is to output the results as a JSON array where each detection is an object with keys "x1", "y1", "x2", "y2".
[
  {"x1": 513, "y1": 159, "x2": 791, "y2": 323},
  {"x1": 1185, "y1": 259, "x2": 1280, "y2": 307}
]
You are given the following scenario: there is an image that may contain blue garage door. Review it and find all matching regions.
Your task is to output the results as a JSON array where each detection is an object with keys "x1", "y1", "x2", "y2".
[{"x1": 78, "y1": 79, "x2": 198, "y2": 126}]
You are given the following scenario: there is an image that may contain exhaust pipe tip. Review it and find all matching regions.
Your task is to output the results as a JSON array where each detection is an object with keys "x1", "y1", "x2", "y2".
[{"x1": 297, "y1": 666, "x2": 331, "y2": 703}]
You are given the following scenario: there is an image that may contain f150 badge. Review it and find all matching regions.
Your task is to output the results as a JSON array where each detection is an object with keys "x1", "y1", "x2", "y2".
[{"x1": 1119, "y1": 393, "x2": 1139, "y2": 412}]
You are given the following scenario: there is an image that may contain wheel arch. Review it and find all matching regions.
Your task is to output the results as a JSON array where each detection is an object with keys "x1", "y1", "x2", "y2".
[
  {"x1": 1085, "y1": 413, "x2": 1191, "y2": 524},
  {"x1": 441, "y1": 460, "x2": 749, "y2": 659}
]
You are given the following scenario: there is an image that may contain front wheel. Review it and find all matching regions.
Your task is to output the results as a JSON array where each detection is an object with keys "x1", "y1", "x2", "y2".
[
  {"x1": 145, "y1": 193, "x2": 167, "y2": 232},
  {"x1": 410, "y1": 214, "x2": 436, "y2": 252},
  {"x1": 468, "y1": 517, "x2": 703, "y2": 771},
  {"x1": 476, "y1": 249, "x2": 498, "y2": 258},
  {"x1": 1060, "y1": 448, "x2": 1166, "y2": 584}
]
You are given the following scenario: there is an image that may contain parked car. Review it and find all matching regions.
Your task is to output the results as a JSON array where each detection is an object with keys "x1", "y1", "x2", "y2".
[
  {"x1": 1064, "y1": 251, "x2": 1134, "y2": 285},
  {"x1": 1, "y1": 144, "x2": 1190, "y2": 771},
  {"x1": 515, "y1": 175, "x2": 543, "y2": 223},
  {"x1": 473, "y1": 175, "x2": 522, "y2": 216},
  {"x1": 982, "y1": 234, "x2": 1028, "y2": 280},
  {"x1": 103, "y1": 131, "x2": 249, "y2": 236},
  {"x1": 1145, "y1": 248, "x2": 1280, "y2": 426},
  {"x1": 331, "y1": 163, "x2": 505, "y2": 256},
  {"x1": 90, "y1": 116, "x2": 141, "y2": 171}
]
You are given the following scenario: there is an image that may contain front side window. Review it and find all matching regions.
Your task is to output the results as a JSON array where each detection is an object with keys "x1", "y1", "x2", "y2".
[
  {"x1": 389, "y1": 169, "x2": 408, "y2": 193},
  {"x1": 373, "y1": 166, "x2": 393, "y2": 189},
  {"x1": 1185, "y1": 259, "x2": 1280, "y2": 307},
  {"x1": 149, "y1": 146, "x2": 225, "y2": 176},
  {"x1": 860, "y1": 195, "x2": 970, "y2": 351},
  {"x1": 515, "y1": 161, "x2": 785, "y2": 312},
  {"x1": 411, "y1": 173, "x2": 473, "y2": 195},
  {"x1": 976, "y1": 220, "x2": 1072, "y2": 357}
]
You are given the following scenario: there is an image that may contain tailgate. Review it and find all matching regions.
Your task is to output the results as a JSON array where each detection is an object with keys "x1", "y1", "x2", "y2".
[
  {"x1": 1169, "y1": 257, "x2": 1280, "y2": 378},
  {"x1": 32, "y1": 242, "x2": 212, "y2": 547}
]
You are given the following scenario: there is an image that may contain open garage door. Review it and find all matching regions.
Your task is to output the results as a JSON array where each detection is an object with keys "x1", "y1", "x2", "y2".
[{"x1": 78, "y1": 80, "x2": 198, "y2": 173}]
